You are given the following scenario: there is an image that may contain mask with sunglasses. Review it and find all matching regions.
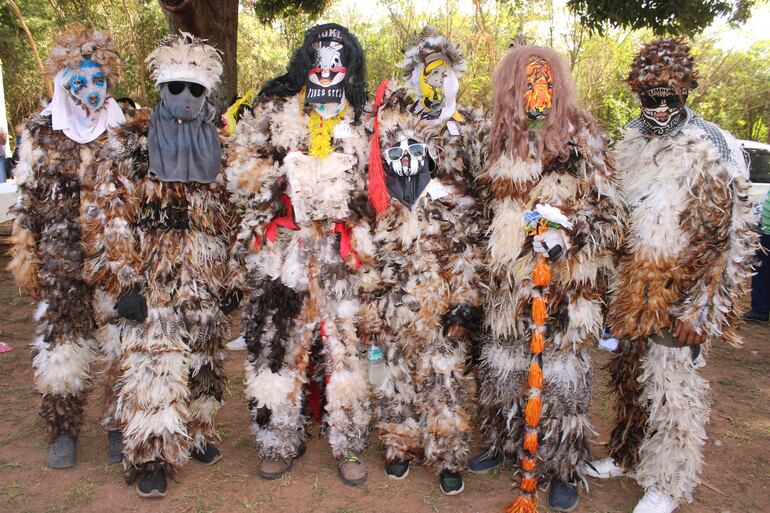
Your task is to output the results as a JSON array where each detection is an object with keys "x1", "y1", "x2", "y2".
[
  {"x1": 384, "y1": 138, "x2": 434, "y2": 209},
  {"x1": 306, "y1": 28, "x2": 348, "y2": 106},
  {"x1": 160, "y1": 81, "x2": 207, "y2": 122},
  {"x1": 638, "y1": 86, "x2": 688, "y2": 135}
]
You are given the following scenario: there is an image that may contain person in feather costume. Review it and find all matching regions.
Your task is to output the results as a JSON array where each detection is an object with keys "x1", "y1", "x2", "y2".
[
  {"x1": 83, "y1": 33, "x2": 239, "y2": 497},
  {"x1": 469, "y1": 45, "x2": 625, "y2": 512},
  {"x1": 360, "y1": 27, "x2": 487, "y2": 495},
  {"x1": 225, "y1": 23, "x2": 374, "y2": 486},
  {"x1": 7, "y1": 26, "x2": 126, "y2": 470},
  {"x1": 584, "y1": 38, "x2": 757, "y2": 513}
]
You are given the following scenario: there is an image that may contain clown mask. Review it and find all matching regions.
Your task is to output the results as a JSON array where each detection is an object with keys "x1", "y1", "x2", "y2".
[
  {"x1": 64, "y1": 58, "x2": 108, "y2": 113},
  {"x1": 524, "y1": 57, "x2": 553, "y2": 121},
  {"x1": 638, "y1": 86, "x2": 688, "y2": 135},
  {"x1": 306, "y1": 28, "x2": 347, "y2": 106}
]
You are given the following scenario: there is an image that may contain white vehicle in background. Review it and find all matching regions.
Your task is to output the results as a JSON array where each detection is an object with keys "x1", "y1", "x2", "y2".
[{"x1": 741, "y1": 139, "x2": 770, "y2": 208}]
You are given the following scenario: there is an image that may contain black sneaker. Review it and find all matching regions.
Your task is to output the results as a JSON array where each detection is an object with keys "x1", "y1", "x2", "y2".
[
  {"x1": 439, "y1": 470, "x2": 465, "y2": 496},
  {"x1": 385, "y1": 459, "x2": 410, "y2": 480},
  {"x1": 548, "y1": 478, "x2": 578, "y2": 512},
  {"x1": 743, "y1": 310, "x2": 769, "y2": 323},
  {"x1": 47, "y1": 434, "x2": 76, "y2": 469},
  {"x1": 136, "y1": 468, "x2": 167, "y2": 498},
  {"x1": 467, "y1": 450, "x2": 503, "y2": 474},
  {"x1": 107, "y1": 430, "x2": 124, "y2": 464},
  {"x1": 191, "y1": 443, "x2": 222, "y2": 465}
]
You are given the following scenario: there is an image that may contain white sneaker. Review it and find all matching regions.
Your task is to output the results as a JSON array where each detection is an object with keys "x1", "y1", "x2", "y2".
[
  {"x1": 583, "y1": 457, "x2": 625, "y2": 479},
  {"x1": 633, "y1": 489, "x2": 678, "y2": 513}
]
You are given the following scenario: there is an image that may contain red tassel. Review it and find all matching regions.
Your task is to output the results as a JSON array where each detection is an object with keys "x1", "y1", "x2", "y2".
[
  {"x1": 368, "y1": 79, "x2": 390, "y2": 215},
  {"x1": 265, "y1": 193, "x2": 299, "y2": 242}
]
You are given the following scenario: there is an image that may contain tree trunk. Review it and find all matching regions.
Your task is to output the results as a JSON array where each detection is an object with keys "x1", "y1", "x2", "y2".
[{"x1": 158, "y1": 0, "x2": 238, "y2": 114}]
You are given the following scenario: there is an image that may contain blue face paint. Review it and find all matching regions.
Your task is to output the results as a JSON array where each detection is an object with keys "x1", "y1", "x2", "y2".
[{"x1": 64, "y1": 58, "x2": 108, "y2": 112}]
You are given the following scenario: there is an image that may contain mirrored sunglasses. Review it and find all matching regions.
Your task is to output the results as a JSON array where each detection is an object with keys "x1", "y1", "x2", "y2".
[{"x1": 386, "y1": 143, "x2": 427, "y2": 161}]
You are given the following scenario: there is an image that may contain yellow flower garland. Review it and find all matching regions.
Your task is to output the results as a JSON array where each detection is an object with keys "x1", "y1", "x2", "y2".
[{"x1": 308, "y1": 107, "x2": 347, "y2": 158}]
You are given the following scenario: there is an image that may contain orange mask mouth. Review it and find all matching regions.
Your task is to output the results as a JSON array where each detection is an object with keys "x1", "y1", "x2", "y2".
[{"x1": 525, "y1": 57, "x2": 553, "y2": 120}]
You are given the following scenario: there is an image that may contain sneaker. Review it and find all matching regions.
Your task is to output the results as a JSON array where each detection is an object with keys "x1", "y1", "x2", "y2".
[
  {"x1": 633, "y1": 489, "x2": 678, "y2": 513},
  {"x1": 439, "y1": 470, "x2": 465, "y2": 496},
  {"x1": 191, "y1": 443, "x2": 222, "y2": 466},
  {"x1": 742, "y1": 310, "x2": 769, "y2": 323},
  {"x1": 385, "y1": 459, "x2": 410, "y2": 480},
  {"x1": 47, "y1": 434, "x2": 76, "y2": 469},
  {"x1": 136, "y1": 468, "x2": 167, "y2": 498},
  {"x1": 467, "y1": 450, "x2": 503, "y2": 474},
  {"x1": 337, "y1": 453, "x2": 367, "y2": 486},
  {"x1": 107, "y1": 430, "x2": 124, "y2": 464},
  {"x1": 583, "y1": 457, "x2": 625, "y2": 479},
  {"x1": 548, "y1": 478, "x2": 579, "y2": 512}
]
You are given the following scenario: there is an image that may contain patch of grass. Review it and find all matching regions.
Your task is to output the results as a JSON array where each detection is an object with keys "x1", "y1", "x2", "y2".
[
  {"x1": 175, "y1": 487, "x2": 223, "y2": 513},
  {"x1": 234, "y1": 437, "x2": 253, "y2": 449},
  {"x1": 311, "y1": 476, "x2": 328, "y2": 499},
  {"x1": 0, "y1": 431, "x2": 20, "y2": 448},
  {"x1": 334, "y1": 508, "x2": 361, "y2": 513},
  {"x1": 1, "y1": 479, "x2": 28, "y2": 506},
  {"x1": 239, "y1": 491, "x2": 276, "y2": 511},
  {"x1": 0, "y1": 460, "x2": 22, "y2": 471},
  {"x1": 422, "y1": 487, "x2": 443, "y2": 512},
  {"x1": 45, "y1": 477, "x2": 95, "y2": 513}
]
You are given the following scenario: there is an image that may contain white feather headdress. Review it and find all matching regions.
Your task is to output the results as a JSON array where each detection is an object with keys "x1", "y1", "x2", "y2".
[
  {"x1": 399, "y1": 25, "x2": 467, "y2": 83},
  {"x1": 146, "y1": 32, "x2": 223, "y2": 93}
]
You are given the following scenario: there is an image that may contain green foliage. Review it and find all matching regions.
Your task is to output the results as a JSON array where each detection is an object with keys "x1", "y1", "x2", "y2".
[
  {"x1": 0, "y1": 0, "x2": 167, "y2": 136},
  {"x1": 1, "y1": 0, "x2": 767, "y2": 145},
  {"x1": 690, "y1": 39, "x2": 770, "y2": 141},
  {"x1": 566, "y1": 0, "x2": 753, "y2": 36},
  {"x1": 246, "y1": 0, "x2": 332, "y2": 23}
]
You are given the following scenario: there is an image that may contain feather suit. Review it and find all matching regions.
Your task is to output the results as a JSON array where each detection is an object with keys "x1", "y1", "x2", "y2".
[
  {"x1": 85, "y1": 109, "x2": 238, "y2": 476},
  {"x1": 606, "y1": 110, "x2": 756, "y2": 503},
  {"x1": 476, "y1": 113, "x2": 624, "y2": 483},
  {"x1": 226, "y1": 95, "x2": 374, "y2": 462},
  {"x1": 8, "y1": 114, "x2": 105, "y2": 439},
  {"x1": 359, "y1": 83, "x2": 486, "y2": 473}
]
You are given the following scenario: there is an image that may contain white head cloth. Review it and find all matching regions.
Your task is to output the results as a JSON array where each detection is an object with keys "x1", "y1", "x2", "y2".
[{"x1": 42, "y1": 69, "x2": 125, "y2": 144}]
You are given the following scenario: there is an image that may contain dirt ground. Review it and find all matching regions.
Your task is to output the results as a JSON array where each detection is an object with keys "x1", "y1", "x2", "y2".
[{"x1": 0, "y1": 253, "x2": 768, "y2": 513}]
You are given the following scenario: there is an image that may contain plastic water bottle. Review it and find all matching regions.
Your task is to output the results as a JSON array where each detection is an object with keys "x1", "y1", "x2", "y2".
[{"x1": 367, "y1": 337, "x2": 387, "y2": 387}]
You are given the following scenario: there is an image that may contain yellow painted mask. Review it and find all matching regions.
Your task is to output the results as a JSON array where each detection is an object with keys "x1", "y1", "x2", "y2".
[
  {"x1": 418, "y1": 58, "x2": 448, "y2": 118},
  {"x1": 524, "y1": 57, "x2": 553, "y2": 120}
]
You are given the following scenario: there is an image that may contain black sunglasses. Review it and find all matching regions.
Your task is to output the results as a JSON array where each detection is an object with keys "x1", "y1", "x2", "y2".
[
  {"x1": 640, "y1": 92, "x2": 687, "y2": 109},
  {"x1": 166, "y1": 81, "x2": 206, "y2": 97}
]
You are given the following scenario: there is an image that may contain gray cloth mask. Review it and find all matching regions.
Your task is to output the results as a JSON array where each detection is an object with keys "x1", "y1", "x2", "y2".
[{"x1": 147, "y1": 82, "x2": 221, "y2": 184}]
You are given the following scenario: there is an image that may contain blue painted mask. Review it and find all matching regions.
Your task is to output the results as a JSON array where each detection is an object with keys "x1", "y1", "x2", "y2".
[{"x1": 64, "y1": 58, "x2": 108, "y2": 112}]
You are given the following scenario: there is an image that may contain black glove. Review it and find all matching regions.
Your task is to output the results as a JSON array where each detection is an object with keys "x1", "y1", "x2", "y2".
[
  {"x1": 220, "y1": 289, "x2": 243, "y2": 315},
  {"x1": 114, "y1": 284, "x2": 148, "y2": 322}
]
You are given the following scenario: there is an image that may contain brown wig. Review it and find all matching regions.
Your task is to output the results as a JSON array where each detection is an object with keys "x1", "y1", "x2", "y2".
[
  {"x1": 488, "y1": 46, "x2": 578, "y2": 164},
  {"x1": 627, "y1": 38, "x2": 698, "y2": 96}
]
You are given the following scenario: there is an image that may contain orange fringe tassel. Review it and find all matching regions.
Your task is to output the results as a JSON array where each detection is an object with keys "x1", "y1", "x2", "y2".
[
  {"x1": 524, "y1": 395, "x2": 542, "y2": 427},
  {"x1": 528, "y1": 362, "x2": 543, "y2": 388},
  {"x1": 506, "y1": 495, "x2": 538, "y2": 513},
  {"x1": 533, "y1": 258, "x2": 551, "y2": 286},
  {"x1": 520, "y1": 475, "x2": 538, "y2": 492},
  {"x1": 530, "y1": 331, "x2": 544, "y2": 353},
  {"x1": 521, "y1": 457, "x2": 537, "y2": 472},
  {"x1": 532, "y1": 297, "x2": 547, "y2": 325},
  {"x1": 523, "y1": 432, "x2": 538, "y2": 454}
]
